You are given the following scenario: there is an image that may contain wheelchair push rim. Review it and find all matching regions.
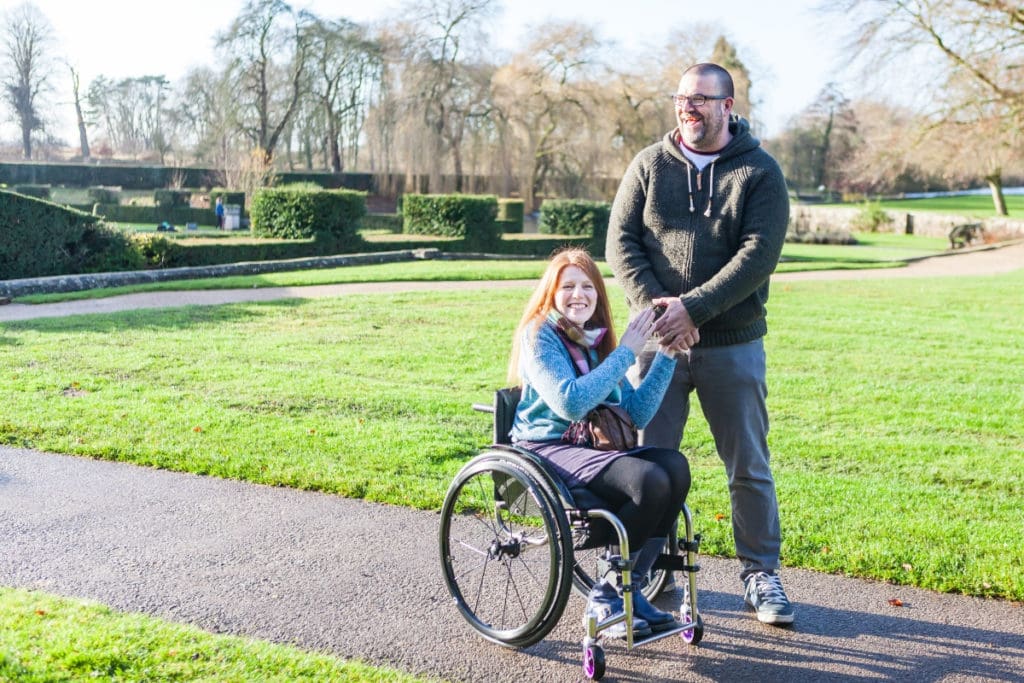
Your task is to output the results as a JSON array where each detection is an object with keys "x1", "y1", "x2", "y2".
[{"x1": 438, "y1": 457, "x2": 573, "y2": 648}]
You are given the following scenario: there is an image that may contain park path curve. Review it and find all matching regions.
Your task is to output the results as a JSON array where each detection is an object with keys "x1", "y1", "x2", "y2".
[{"x1": 1, "y1": 241, "x2": 1022, "y2": 323}]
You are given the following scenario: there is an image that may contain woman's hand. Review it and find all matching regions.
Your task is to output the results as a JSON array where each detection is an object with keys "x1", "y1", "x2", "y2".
[{"x1": 619, "y1": 307, "x2": 658, "y2": 356}]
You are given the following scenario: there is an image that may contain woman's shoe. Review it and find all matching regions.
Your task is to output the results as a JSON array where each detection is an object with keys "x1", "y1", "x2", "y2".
[
  {"x1": 583, "y1": 580, "x2": 652, "y2": 638},
  {"x1": 632, "y1": 587, "x2": 681, "y2": 632}
]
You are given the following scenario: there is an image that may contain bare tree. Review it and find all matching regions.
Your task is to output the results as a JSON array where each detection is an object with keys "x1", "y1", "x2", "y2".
[
  {"x1": 826, "y1": 0, "x2": 1024, "y2": 213},
  {"x1": 306, "y1": 17, "x2": 383, "y2": 172},
  {"x1": 1, "y1": 2, "x2": 55, "y2": 159},
  {"x1": 86, "y1": 75, "x2": 172, "y2": 161},
  {"x1": 389, "y1": 0, "x2": 497, "y2": 192},
  {"x1": 492, "y1": 21, "x2": 601, "y2": 210},
  {"x1": 217, "y1": 0, "x2": 312, "y2": 165},
  {"x1": 68, "y1": 63, "x2": 89, "y2": 159}
]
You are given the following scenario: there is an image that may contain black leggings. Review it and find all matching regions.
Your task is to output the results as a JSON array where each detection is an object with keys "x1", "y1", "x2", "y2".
[{"x1": 585, "y1": 447, "x2": 690, "y2": 549}]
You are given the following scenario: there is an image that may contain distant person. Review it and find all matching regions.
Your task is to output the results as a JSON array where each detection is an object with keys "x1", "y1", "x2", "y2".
[
  {"x1": 606, "y1": 62, "x2": 794, "y2": 625},
  {"x1": 508, "y1": 248, "x2": 691, "y2": 638},
  {"x1": 215, "y1": 196, "x2": 225, "y2": 229}
]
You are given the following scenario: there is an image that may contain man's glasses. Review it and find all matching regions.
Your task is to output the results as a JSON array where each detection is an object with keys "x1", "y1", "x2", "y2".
[{"x1": 671, "y1": 94, "x2": 729, "y2": 107}]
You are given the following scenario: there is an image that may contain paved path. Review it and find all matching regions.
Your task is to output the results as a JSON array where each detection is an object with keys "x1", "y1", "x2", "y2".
[
  {"x1": 1, "y1": 241, "x2": 1022, "y2": 323},
  {"x1": 2, "y1": 243, "x2": 1023, "y2": 681},
  {"x1": 2, "y1": 446, "x2": 1022, "y2": 682}
]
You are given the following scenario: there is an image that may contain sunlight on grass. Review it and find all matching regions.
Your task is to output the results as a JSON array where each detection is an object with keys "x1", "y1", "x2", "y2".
[
  {"x1": 0, "y1": 587, "x2": 434, "y2": 682},
  {"x1": 1, "y1": 272, "x2": 1021, "y2": 601}
]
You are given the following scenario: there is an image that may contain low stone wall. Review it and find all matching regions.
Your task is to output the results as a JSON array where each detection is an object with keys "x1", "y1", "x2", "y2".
[
  {"x1": 792, "y1": 204, "x2": 1024, "y2": 240},
  {"x1": 0, "y1": 249, "x2": 443, "y2": 299}
]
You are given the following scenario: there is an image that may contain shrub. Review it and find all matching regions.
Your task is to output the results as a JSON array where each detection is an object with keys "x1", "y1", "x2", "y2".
[
  {"x1": 249, "y1": 188, "x2": 367, "y2": 249},
  {"x1": 402, "y1": 193, "x2": 500, "y2": 250},
  {"x1": 209, "y1": 188, "x2": 246, "y2": 209},
  {"x1": 93, "y1": 203, "x2": 213, "y2": 227},
  {"x1": 539, "y1": 199, "x2": 611, "y2": 257},
  {"x1": 0, "y1": 190, "x2": 142, "y2": 279},
  {"x1": 539, "y1": 199, "x2": 611, "y2": 237},
  {"x1": 850, "y1": 201, "x2": 894, "y2": 233},
  {"x1": 497, "y1": 198, "x2": 525, "y2": 233}
]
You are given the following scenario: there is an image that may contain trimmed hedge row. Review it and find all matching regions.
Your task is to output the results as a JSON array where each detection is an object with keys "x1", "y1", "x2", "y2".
[
  {"x1": 0, "y1": 190, "x2": 142, "y2": 279},
  {"x1": 93, "y1": 204, "x2": 216, "y2": 227},
  {"x1": 403, "y1": 194, "x2": 501, "y2": 250},
  {"x1": 250, "y1": 188, "x2": 366, "y2": 251},
  {"x1": 538, "y1": 199, "x2": 612, "y2": 257},
  {"x1": 129, "y1": 234, "x2": 351, "y2": 269}
]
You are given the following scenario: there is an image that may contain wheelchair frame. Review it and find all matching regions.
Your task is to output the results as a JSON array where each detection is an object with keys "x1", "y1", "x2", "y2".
[{"x1": 438, "y1": 388, "x2": 703, "y2": 680}]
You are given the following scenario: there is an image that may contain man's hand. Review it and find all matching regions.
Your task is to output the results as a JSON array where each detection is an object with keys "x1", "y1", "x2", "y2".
[{"x1": 652, "y1": 297, "x2": 700, "y2": 350}]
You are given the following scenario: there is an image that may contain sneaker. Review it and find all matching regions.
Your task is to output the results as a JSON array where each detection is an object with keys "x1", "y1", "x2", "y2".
[
  {"x1": 584, "y1": 581, "x2": 652, "y2": 639},
  {"x1": 743, "y1": 571, "x2": 795, "y2": 625}
]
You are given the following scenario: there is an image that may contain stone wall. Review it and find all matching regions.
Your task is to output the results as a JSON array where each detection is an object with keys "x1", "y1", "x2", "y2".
[
  {"x1": 0, "y1": 249, "x2": 442, "y2": 299},
  {"x1": 792, "y1": 205, "x2": 1024, "y2": 240}
]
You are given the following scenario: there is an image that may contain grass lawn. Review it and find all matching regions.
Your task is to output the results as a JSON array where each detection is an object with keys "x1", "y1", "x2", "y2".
[
  {"x1": 1, "y1": 272, "x2": 1021, "y2": 602},
  {"x1": 0, "y1": 587, "x2": 433, "y2": 682},
  {"x1": 822, "y1": 193, "x2": 1024, "y2": 218}
]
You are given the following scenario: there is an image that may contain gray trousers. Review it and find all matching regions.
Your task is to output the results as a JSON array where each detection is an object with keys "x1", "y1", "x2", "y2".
[{"x1": 630, "y1": 338, "x2": 781, "y2": 579}]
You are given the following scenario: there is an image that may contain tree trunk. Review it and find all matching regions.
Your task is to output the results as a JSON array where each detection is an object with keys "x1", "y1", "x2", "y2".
[
  {"x1": 70, "y1": 67, "x2": 90, "y2": 159},
  {"x1": 985, "y1": 170, "x2": 1007, "y2": 216},
  {"x1": 21, "y1": 127, "x2": 32, "y2": 160}
]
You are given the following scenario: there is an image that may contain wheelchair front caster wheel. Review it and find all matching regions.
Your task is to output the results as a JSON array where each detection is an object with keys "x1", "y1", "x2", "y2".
[
  {"x1": 682, "y1": 615, "x2": 704, "y2": 645},
  {"x1": 582, "y1": 644, "x2": 605, "y2": 680}
]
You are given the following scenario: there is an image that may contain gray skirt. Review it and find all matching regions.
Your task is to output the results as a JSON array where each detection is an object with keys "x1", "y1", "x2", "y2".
[{"x1": 517, "y1": 440, "x2": 653, "y2": 489}]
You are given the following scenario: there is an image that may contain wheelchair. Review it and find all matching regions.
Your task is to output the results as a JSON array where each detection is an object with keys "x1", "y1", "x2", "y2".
[{"x1": 439, "y1": 388, "x2": 703, "y2": 680}]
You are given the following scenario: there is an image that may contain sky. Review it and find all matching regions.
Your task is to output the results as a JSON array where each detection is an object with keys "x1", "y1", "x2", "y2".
[{"x1": 0, "y1": 0, "x2": 851, "y2": 147}]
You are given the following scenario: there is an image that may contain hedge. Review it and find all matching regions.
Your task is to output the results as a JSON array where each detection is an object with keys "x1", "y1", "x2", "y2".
[
  {"x1": 403, "y1": 193, "x2": 500, "y2": 251},
  {"x1": 93, "y1": 203, "x2": 216, "y2": 227},
  {"x1": 209, "y1": 189, "x2": 246, "y2": 209},
  {"x1": 497, "y1": 198, "x2": 525, "y2": 233},
  {"x1": 0, "y1": 190, "x2": 142, "y2": 279},
  {"x1": 250, "y1": 188, "x2": 366, "y2": 250},
  {"x1": 538, "y1": 198, "x2": 612, "y2": 257}
]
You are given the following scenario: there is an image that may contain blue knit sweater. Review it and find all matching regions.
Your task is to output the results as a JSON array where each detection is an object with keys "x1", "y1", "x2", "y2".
[{"x1": 510, "y1": 323, "x2": 677, "y2": 443}]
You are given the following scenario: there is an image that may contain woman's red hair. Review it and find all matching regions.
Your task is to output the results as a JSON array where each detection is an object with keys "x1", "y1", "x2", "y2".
[{"x1": 507, "y1": 248, "x2": 618, "y2": 385}]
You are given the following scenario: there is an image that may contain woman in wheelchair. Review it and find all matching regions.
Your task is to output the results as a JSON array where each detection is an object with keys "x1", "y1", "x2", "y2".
[{"x1": 507, "y1": 248, "x2": 691, "y2": 638}]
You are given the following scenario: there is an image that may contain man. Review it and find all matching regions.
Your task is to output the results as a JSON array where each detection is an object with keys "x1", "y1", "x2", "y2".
[{"x1": 606, "y1": 62, "x2": 793, "y2": 625}]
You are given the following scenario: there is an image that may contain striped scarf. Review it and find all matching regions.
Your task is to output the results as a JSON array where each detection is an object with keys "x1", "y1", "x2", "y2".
[{"x1": 546, "y1": 311, "x2": 606, "y2": 375}]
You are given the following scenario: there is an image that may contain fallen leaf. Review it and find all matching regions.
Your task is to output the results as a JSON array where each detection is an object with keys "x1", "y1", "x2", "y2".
[
  {"x1": 887, "y1": 598, "x2": 904, "y2": 607},
  {"x1": 192, "y1": 426, "x2": 203, "y2": 433},
  {"x1": 902, "y1": 563, "x2": 913, "y2": 572},
  {"x1": 35, "y1": 609, "x2": 46, "y2": 616},
  {"x1": 714, "y1": 513, "x2": 726, "y2": 521}
]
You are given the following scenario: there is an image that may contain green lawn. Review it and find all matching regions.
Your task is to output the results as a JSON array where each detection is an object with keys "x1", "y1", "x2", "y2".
[
  {"x1": 1, "y1": 272, "x2": 1021, "y2": 602},
  {"x1": 822, "y1": 192, "x2": 1024, "y2": 218},
  {"x1": 0, "y1": 587, "x2": 434, "y2": 682}
]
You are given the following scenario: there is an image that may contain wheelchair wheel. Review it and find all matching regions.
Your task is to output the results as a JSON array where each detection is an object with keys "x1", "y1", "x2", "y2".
[{"x1": 439, "y1": 456, "x2": 573, "y2": 648}]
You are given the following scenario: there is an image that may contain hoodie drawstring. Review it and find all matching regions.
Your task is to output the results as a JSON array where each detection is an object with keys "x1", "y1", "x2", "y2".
[
  {"x1": 686, "y1": 165, "x2": 695, "y2": 213},
  {"x1": 686, "y1": 160, "x2": 716, "y2": 217},
  {"x1": 704, "y1": 162, "x2": 715, "y2": 218}
]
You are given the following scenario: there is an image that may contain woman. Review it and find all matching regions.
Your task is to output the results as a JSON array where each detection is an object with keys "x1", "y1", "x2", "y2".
[{"x1": 508, "y1": 248, "x2": 690, "y2": 638}]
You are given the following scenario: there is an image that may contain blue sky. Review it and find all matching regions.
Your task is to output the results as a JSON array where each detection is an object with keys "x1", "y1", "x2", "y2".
[{"x1": 3, "y1": 0, "x2": 849, "y2": 143}]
